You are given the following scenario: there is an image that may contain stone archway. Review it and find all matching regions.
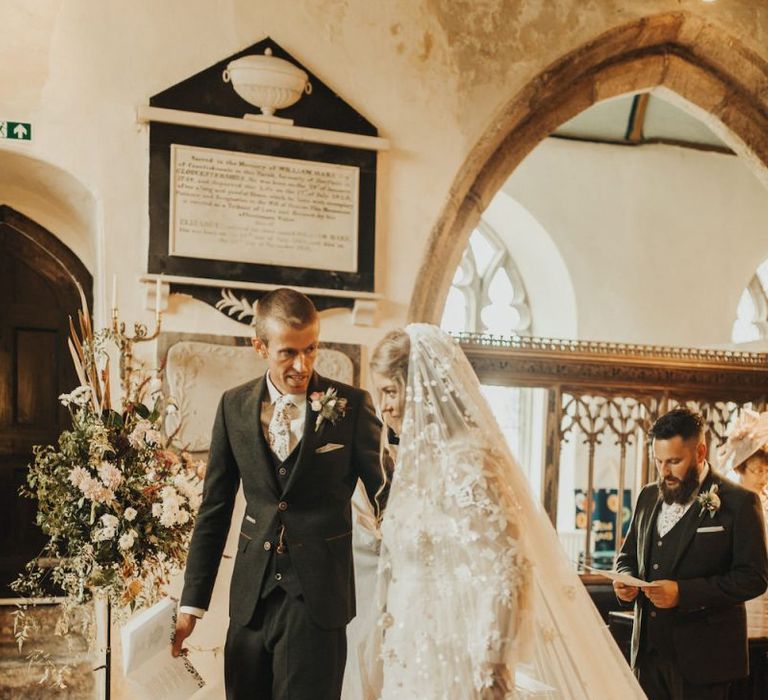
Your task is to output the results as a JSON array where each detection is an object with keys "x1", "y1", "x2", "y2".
[{"x1": 409, "y1": 11, "x2": 768, "y2": 323}]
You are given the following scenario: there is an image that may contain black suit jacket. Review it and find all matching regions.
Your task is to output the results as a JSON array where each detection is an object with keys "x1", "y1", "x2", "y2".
[
  {"x1": 616, "y1": 468, "x2": 768, "y2": 683},
  {"x1": 180, "y1": 372, "x2": 388, "y2": 629}
]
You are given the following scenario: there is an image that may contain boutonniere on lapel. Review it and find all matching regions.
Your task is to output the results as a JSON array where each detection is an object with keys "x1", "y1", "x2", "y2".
[
  {"x1": 309, "y1": 387, "x2": 348, "y2": 431},
  {"x1": 697, "y1": 484, "x2": 721, "y2": 518}
]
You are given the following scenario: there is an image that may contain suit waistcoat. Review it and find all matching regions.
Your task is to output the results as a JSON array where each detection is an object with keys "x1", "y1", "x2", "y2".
[
  {"x1": 260, "y1": 445, "x2": 303, "y2": 599},
  {"x1": 644, "y1": 503, "x2": 699, "y2": 654}
]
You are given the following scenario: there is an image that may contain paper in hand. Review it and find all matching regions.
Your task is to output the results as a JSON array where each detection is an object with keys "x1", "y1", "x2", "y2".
[
  {"x1": 585, "y1": 567, "x2": 659, "y2": 588},
  {"x1": 121, "y1": 597, "x2": 205, "y2": 700}
]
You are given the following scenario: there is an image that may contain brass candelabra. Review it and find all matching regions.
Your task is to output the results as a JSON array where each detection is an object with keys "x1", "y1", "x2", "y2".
[
  {"x1": 111, "y1": 308, "x2": 162, "y2": 394},
  {"x1": 110, "y1": 277, "x2": 163, "y2": 394}
]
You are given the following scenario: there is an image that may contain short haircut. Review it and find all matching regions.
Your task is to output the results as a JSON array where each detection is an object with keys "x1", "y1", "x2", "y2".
[
  {"x1": 253, "y1": 288, "x2": 318, "y2": 343},
  {"x1": 649, "y1": 407, "x2": 706, "y2": 443}
]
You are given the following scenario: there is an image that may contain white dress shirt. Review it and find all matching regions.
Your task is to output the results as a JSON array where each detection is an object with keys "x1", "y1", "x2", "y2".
[
  {"x1": 657, "y1": 462, "x2": 710, "y2": 538},
  {"x1": 180, "y1": 373, "x2": 307, "y2": 619}
]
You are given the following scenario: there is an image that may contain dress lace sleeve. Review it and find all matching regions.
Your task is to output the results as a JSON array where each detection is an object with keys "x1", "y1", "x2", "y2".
[{"x1": 438, "y1": 442, "x2": 532, "y2": 687}]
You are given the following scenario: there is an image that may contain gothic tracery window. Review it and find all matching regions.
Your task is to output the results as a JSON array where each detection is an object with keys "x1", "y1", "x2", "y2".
[
  {"x1": 732, "y1": 260, "x2": 768, "y2": 344},
  {"x1": 440, "y1": 223, "x2": 532, "y2": 335}
]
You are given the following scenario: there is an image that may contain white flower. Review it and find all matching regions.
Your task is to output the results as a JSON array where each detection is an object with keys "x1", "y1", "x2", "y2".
[
  {"x1": 94, "y1": 526, "x2": 116, "y2": 542},
  {"x1": 152, "y1": 503, "x2": 163, "y2": 517},
  {"x1": 128, "y1": 420, "x2": 154, "y2": 449},
  {"x1": 97, "y1": 461, "x2": 123, "y2": 490},
  {"x1": 79, "y1": 476, "x2": 114, "y2": 504},
  {"x1": 100, "y1": 513, "x2": 119, "y2": 529},
  {"x1": 68, "y1": 466, "x2": 90, "y2": 488},
  {"x1": 124, "y1": 507, "x2": 137, "y2": 522},
  {"x1": 118, "y1": 531, "x2": 135, "y2": 550},
  {"x1": 697, "y1": 484, "x2": 722, "y2": 519},
  {"x1": 173, "y1": 474, "x2": 197, "y2": 501},
  {"x1": 177, "y1": 509, "x2": 190, "y2": 525},
  {"x1": 58, "y1": 385, "x2": 92, "y2": 407},
  {"x1": 144, "y1": 429, "x2": 162, "y2": 447}
]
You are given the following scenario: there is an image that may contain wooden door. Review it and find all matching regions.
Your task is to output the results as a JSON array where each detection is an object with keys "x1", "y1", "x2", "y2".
[{"x1": 0, "y1": 207, "x2": 91, "y2": 597}]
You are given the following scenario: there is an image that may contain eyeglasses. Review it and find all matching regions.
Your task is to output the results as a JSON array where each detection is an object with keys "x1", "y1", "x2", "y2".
[{"x1": 745, "y1": 464, "x2": 768, "y2": 478}]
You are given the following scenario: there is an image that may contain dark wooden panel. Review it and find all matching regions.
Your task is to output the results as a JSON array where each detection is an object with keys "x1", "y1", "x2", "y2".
[
  {"x1": 15, "y1": 329, "x2": 58, "y2": 426},
  {"x1": 0, "y1": 208, "x2": 91, "y2": 596}
]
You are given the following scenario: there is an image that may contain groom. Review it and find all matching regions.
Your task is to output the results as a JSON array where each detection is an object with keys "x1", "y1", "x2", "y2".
[
  {"x1": 172, "y1": 288, "x2": 388, "y2": 699},
  {"x1": 615, "y1": 407, "x2": 768, "y2": 700}
]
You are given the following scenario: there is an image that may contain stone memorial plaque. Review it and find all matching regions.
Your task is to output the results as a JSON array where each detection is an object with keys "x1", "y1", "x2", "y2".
[{"x1": 169, "y1": 145, "x2": 359, "y2": 272}]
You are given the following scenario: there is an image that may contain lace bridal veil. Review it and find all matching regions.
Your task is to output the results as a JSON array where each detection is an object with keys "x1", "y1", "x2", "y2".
[{"x1": 362, "y1": 324, "x2": 645, "y2": 699}]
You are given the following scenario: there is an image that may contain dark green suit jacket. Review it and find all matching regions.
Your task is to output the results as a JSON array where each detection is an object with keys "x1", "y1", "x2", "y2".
[
  {"x1": 617, "y1": 469, "x2": 768, "y2": 683},
  {"x1": 180, "y1": 372, "x2": 388, "y2": 629}
]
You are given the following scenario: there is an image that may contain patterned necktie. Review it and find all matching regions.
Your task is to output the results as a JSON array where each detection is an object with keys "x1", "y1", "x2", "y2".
[{"x1": 268, "y1": 395, "x2": 294, "y2": 462}]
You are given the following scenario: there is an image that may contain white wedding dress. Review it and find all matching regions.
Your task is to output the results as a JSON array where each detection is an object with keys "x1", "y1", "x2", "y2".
[{"x1": 362, "y1": 324, "x2": 645, "y2": 699}]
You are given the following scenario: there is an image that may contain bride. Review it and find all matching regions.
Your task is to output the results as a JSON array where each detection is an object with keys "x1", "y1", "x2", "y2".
[{"x1": 361, "y1": 324, "x2": 646, "y2": 699}]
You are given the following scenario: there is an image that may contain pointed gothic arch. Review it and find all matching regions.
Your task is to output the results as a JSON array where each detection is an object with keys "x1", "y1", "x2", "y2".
[{"x1": 409, "y1": 11, "x2": 768, "y2": 323}]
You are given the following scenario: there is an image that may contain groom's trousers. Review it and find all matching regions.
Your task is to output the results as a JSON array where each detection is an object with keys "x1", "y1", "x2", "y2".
[
  {"x1": 224, "y1": 588, "x2": 347, "y2": 700},
  {"x1": 635, "y1": 647, "x2": 730, "y2": 700}
]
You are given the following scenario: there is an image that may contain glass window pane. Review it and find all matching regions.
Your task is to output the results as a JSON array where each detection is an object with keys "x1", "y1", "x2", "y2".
[
  {"x1": 469, "y1": 229, "x2": 496, "y2": 277},
  {"x1": 487, "y1": 267, "x2": 515, "y2": 304},
  {"x1": 757, "y1": 260, "x2": 768, "y2": 296},
  {"x1": 736, "y1": 286, "x2": 756, "y2": 322},
  {"x1": 480, "y1": 303, "x2": 521, "y2": 334},
  {"x1": 440, "y1": 286, "x2": 469, "y2": 333},
  {"x1": 732, "y1": 319, "x2": 761, "y2": 344}
]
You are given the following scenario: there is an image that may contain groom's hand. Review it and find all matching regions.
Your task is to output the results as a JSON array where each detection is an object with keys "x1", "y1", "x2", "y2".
[
  {"x1": 613, "y1": 581, "x2": 639, "y2": 602},
  {"x1": 645, "y1": 579, "x2": 679, "y2": 609},
  {"x1": 172, "y1": 612, "x2": 197, "y2": 657}
]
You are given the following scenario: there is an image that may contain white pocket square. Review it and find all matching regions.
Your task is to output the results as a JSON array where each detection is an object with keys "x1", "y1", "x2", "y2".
[
  {"x1": 696, "y1": 525, "x2": 725, "y2": 533},
  {"x1": 316, "y1": 443, "x2": 345, "y2": 454}
]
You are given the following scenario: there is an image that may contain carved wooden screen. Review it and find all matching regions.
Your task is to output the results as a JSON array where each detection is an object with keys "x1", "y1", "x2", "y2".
[{"x1": 458, "y1": 334, "x2": 768, "y2": 569}]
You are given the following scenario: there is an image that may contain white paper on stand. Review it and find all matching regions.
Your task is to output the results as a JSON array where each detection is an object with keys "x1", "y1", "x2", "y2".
[
  {"x1": 585, "y1": 567, "x2": 660, "y2": 588},
  {"x1": 121, "y1": 597, "x2": 205, "y2": 700}
]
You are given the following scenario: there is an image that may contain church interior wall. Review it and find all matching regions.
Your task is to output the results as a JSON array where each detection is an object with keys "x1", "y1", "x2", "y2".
[
  {"x1": 501, "y1": 136, "x2": 768, "y2": 348},
  {"x1": 4, "y1": 1, "x2": 768, "y2": 695}
]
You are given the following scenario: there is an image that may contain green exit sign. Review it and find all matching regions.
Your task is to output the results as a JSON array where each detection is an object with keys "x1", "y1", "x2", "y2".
[{"x1": 0, "y1": 121, "x2": 32, "y2": 140}]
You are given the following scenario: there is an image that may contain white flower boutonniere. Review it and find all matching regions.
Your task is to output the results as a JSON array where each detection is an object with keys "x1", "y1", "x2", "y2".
[
  {"x1": 310, "y1": 387, "x2": 348, "y2": 431},
  {"x1": 697, "y1": 484, "x2": 721, "y2": 518}
]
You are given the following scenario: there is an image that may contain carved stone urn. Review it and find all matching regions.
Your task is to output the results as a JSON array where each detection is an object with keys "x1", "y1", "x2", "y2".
[{"x1": 223, "y1": 48, "x2": 312, "y2": 124}]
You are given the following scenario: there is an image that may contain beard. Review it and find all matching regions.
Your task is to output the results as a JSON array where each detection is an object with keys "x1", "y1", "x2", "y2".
[{"x1": 659, "y1": 462, "x2": 701, "y2": 505}]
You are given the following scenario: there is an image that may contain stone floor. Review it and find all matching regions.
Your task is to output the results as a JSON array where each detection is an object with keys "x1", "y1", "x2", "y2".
[{"x1": 0, "y1": 604, "x2": 97, "y2": 699}]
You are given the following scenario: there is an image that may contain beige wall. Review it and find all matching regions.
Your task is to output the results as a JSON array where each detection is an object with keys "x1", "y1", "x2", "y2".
[
  {"x1": 502, "y1": 136, "x2": 768, "y2": 347},
  {"x1": 4, "y1": 0, "x2": 768, "y2": 347}
]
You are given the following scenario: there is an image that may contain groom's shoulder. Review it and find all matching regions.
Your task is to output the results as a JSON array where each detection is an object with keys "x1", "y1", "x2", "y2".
[
  {"x1": 711, "y1": 471, "x2": 757, "y2": 506},
  {"x1": 221, "y1": 376, "x2": 263, "y2": 403},
  {"x1": 638, "y1": 481, "x2": 659, "y2": 500}
]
